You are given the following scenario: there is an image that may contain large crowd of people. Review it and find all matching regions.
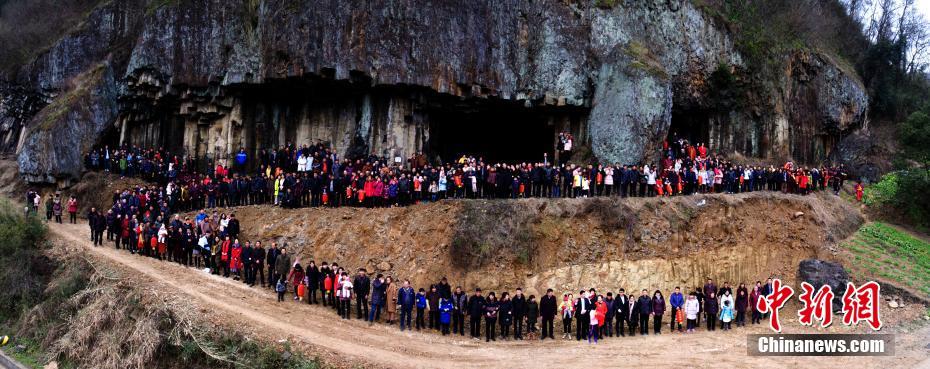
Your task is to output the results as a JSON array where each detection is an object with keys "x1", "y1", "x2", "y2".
[
  {"x1": 32, "y1": 134, "x2": 855, "y2": 344},
  {"x1": 79, "y1": 199, "x2": 778, "y2": 342},
  {"x1": 80, "y1": 134, "x2": 853, "y2": 213}
]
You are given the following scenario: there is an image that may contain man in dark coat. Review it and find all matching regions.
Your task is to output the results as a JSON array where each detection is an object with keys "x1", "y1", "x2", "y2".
[
  {"x1": 467, "y1": 288, "x2": 486, "y2": 339},
  {"x1": 252, "y1": 241, "x2": 266, "y2": 287},
  {"x1": 636, "y1": 289, "x2": 652, "y2": 335},
  {"x1": 574, "y1": 290, "x2": 591, "y2": 340},
  {"x1": 614, "y1": 288, "x2": 630, "y2": 336},
  {"x1": 354, "y1": 269, "x2": 371, "y2": 320},
  {"x1": 274, "y1": 246, "x2": 291, "y2": 285},
  {"x1": 266, "y1": 242, "x2": 279, "y2": 288},
  {"x1": 241, "y1": 241, "x2": 254, "y2": 284},
  {"x1": 539, "y1": 288, "x2": 557, "y2": 340},
  {"x1": 511, "y1": 288, "x2": 527, "y2": 340},
  {"x1": 306, "y1": 261, "x2": 320, "y2": 304}
]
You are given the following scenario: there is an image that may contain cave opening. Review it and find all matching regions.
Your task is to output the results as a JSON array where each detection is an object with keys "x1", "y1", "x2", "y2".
[
  {"x1": 668, "y1": 106, "x2": 711, "y2": 148},
  {"x1": 426, "y1": 100, "x2": 570, "y2": 165}
]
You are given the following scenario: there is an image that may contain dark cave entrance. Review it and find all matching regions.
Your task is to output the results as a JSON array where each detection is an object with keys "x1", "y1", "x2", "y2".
[
  {"x1": 668, "y1": 106, "x2": 710, "y2": 147},
  {"x1": 426, "y1": 101, "x2": 565, "y2": 164}
]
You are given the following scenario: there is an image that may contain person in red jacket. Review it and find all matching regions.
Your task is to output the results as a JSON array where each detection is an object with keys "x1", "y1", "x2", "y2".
[
  {"x1": 230, "y1": 241, "x2": 243, "y2": 281},
  {"x1": 149, "y1": 234, "x2": 158, "y2": 258},
  {"x1": 67, "y1": 196, "x2": 78, "y2": 224},
  {"x1": 220, "y1": 236, "x2": 231, "y2": 277},
  {"x1": 289, "y1": 264, "x2": 305, "y2": 300},
  {"x1": 855, "y1": 181, "x2": 864, "y2": 202}
]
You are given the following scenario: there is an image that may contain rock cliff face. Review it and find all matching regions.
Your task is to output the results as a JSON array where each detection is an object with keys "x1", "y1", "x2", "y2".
[{"x1": 0, "y1": 0, "x2": 869, "y2": 184}]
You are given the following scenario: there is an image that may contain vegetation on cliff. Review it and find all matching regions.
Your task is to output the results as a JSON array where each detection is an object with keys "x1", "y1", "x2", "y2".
[{"x1": 866, "y1": 102, "x2": 930, "y2": 229}]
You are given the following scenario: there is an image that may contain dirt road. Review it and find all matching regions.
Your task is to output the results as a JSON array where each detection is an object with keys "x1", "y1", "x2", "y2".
[{"x1": 47, "y1": 222, "x2": 929, "y2": 369}]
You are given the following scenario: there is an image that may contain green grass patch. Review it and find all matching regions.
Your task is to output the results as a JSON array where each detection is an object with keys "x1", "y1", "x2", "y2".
[{"x1": 841, "y1": 222, "x2": 930, "y2": 296}]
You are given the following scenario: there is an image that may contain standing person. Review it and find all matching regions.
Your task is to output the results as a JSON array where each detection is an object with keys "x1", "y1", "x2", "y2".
[
  {"x1": 652, "y1": 290, "x2": 666, "y2": 334},
  {"x1": 735, "y1": 284, "x2": 749, "y2": 327},
  {"x1": 498, "y1": 292, "x2": 513, "y2": 339},
  {"x1": 354, "y1": 269, "x2": 371, "y2": 320},
  {"x1": 439, "y1": 297, "x2": 454, "y2": 335},
  {"x1": 669, "y1": 286, "x2": 684, "y2": 332},
  {"x1": 306, "y1": 261, "x2": 320, "y2": 304},
  {"x1": 635, "y1": 289, "x2": 652, "y2": 335},
  {"x1": 384, "y1": 277, "x2": 399, "y2": 324},
  {"x1": 483, "y1": 292, "x2": 500, "y2": 342},
  {"x1": 319, "y1": 263, "x2": 332, "y2": 306},
  {"x1": 397, "y1": 280, "x2": 415, "y2": 331},
  {"x1": 426, "y1": 285, "x2": 441, "y2": 330},
  {"x1": 533, "y1": 289, "x2": 552, "y2": 340},
  {"x1": 67, "y1": 196, "x2": 78, "y2": 224},
  {"x1": 467, "y1": 288, "x2": 486, "y2": 339},
  {"x1": 684, "y1": 293, "x2": 700, "y2": 333},
  {"x1": 338, "y1": 271, "x2": 354, "y2": 319},
  {"x1": 512, "y1": 288, "x2": 527, "y2": 340},
  {"x1": 452, "y1": 286, "x2": 467, "y2": 336},
  {"x1": 253, "y1": 241, "x2": 266, "y2": 287},
  {"x1": 705, "y1": 292, "x2": 719, "y2": 331},
  {"x1": 855, "y1": 181, "x2": 864, "y2": 202},
  {"x1": 92, "y1": 209, "x2": 106, "y2": 246},
  {"x1": 602, "y1": 293, "x2": 615, "y2": 338},
  {"x1": 574, "y1": 290, "x2": 591, "y2": 341},
  {"x1": 275, "y1": 247, "x2": 292, "y2": 292},
  {"x1": 559, "y1": 293, "x2": 574, "y2": 339},
  {"x1": 368, "y1": 274, "x2": 386, "y2": 324},
  {"x1": 266, "y1": 242, "x2": 279, "y2": 289},
  {"x1": 614, "y1": 289, "x2": 630, "y2": 337},
  {"x1": 276, "y1": 278, "x2": 286, "y2": 302},
  {"x1": 750, "y1": 283, "x2": 762, "y2": 325},
  {"x1": 588, "y1": 297, "x2": 600, "y2": 344},
  {"x1": 415, "y1": 288, "x2": 428, "y2": 330},
  {"x1": 720, "y1": 300, "x2": 735, "y2": 330},
  {"x1": 526, "y1": 295, "x2": 539, "y2": 335},
  {"x1": 52, "y1": 196, "x2": 63, "y2": 224},
  {"x1": 288, "y1": 264, "x2": 305, "y2": 300}
]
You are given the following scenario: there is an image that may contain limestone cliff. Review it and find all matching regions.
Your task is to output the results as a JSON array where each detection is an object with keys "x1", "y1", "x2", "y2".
[{"x1": 0, "y1": 0, "x2": 869, "y2": 184}]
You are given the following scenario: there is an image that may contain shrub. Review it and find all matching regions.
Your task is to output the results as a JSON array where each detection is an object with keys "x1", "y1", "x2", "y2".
[{"x1": 0, "y1": 199, "x2": 48, "y2": 323}]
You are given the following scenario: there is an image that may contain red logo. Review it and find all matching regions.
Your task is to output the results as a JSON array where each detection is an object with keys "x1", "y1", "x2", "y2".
[
  {"x1": 757, "y1": 278, "x2": 795, "y2": 332},
  {"x1": 798, "y1": 282, "x2": 834, "y2": 327},
  {"x1": 841, "y1": 281, "x2": 882, "y2": 330}
]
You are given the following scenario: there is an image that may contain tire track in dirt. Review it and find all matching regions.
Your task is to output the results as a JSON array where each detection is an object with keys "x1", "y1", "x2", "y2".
[{"x1": 47, "y1": 222, "x2": 929, "y2": 369}]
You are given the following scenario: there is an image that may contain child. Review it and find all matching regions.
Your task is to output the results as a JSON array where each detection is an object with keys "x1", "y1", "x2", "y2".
[
  {"x1": 560, "y1": 294, "x2": 574, "y2": 339},
  {"x1": 298, "y1": 279, "x2": 307, "y2": 302},
  {"x1": 439, "y1": 297, "x2": 453, "y2": 335},
  {"x1": 720, "y1": 300, "x2": 735, "y2": 331},
  {"x1": 415, "y1": 288, "x2": 428, "y2": 330},
  {"x1": 276, "y1": 279, "x2": 286, "y2": 302},
  {"x1": 323, "y1": 273, "x2": 333, "y2": 306},
  {"x1": 685, "y1": 294, "x2": 699, "y2": 333},
  {"x1": 588, "y1": 302, "x2": 599, "y2": 344}
]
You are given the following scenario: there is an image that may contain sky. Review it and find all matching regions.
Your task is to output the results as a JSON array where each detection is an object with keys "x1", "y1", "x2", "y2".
[{"x1": 920, "y1": 0, "x2": 930, "y2": 18}]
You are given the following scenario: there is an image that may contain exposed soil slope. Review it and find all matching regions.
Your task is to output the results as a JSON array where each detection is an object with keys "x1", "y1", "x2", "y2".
[{"x1": 224, "y1": 192, "x2": 862, "y2": 296}]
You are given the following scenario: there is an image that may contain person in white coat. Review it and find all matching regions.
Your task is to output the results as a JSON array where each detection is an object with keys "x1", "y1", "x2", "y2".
[{"x1": 684, "y1": 294, "x2": 700, "y2": 333}]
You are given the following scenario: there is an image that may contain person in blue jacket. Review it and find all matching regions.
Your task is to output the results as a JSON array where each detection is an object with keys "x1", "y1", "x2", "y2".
[
  {"x1": 235, "y1": 148, "x2": 248, "y2": 174},
  {"x1": 397, "y1": 280, "x2": 416, "y2": 331},
  {"x1": 415, "y1": 288, "x2": 428, "y2": 330},
  {"x1": 670, "y1": 286, "x2": 685, "y2": 332},
  {"x1": 439, "y1": 297, "x2": 454, "y2": 335}
]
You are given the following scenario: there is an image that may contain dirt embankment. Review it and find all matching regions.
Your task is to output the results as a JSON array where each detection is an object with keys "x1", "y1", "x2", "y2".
[{"x1": 227, "y1": 192, "x2": 863, "y2": 296}]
